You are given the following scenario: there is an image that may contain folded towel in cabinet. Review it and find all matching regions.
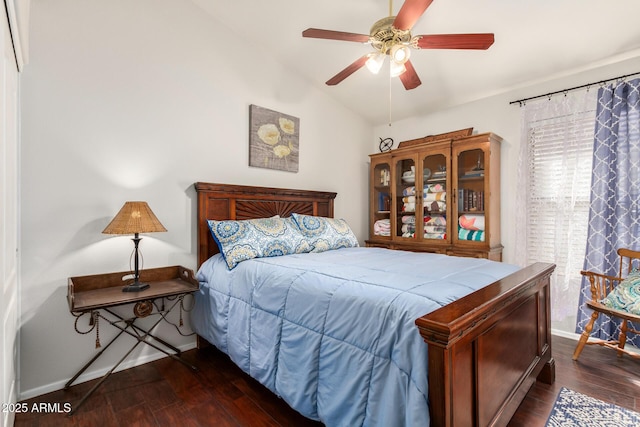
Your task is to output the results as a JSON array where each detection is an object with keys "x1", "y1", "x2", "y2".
[
  {"x1": 459, "y1": 214, "x2": 485, "y2": 231},
  {"x1": 458, "y1": 228, "x2": 485, "y2": 241}
]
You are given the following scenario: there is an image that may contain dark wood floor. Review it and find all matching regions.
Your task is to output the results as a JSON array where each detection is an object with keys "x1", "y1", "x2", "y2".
[{"x1": 14, "y1": 335, "x2": 640, "y2": 426}]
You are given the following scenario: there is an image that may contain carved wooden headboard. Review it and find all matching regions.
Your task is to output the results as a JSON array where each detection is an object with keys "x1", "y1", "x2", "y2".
[{"x1": 194, "y1": 182, "x2": 337, "y2": 267}]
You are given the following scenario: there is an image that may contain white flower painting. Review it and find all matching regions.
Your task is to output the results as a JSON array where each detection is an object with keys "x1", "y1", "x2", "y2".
[{"x1": 249, "y1": 105, "x2": 299, "y2": 172}]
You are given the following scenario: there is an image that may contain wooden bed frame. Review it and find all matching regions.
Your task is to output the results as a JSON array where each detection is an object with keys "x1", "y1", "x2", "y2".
[{"x1": 194, "y1": 182, "x2": 556, "y2": 427}]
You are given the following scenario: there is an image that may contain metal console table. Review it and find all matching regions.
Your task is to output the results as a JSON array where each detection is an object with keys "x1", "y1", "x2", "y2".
[{"x1": 66, "y1": 265, "x2": 199, "y2": 415}]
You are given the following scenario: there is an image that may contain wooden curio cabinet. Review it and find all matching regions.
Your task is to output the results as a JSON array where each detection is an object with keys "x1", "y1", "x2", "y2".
[{"x1": 367, "y1": 132, "x2": 502, "y2": 261}]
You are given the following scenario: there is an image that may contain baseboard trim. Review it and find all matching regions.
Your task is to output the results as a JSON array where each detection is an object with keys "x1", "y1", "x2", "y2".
[
  {"x1": 18, "y1": 342, "x2": 197, "y2": 401},
  {"x1": 551, "y1": 328, "x2": 640, "y2": 354},
  {"x1": 551, "y1": 329, "x2": 580, "y2": 341}
]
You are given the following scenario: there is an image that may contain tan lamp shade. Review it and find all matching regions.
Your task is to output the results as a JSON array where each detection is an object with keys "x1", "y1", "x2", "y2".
[{"x1": 102, "y1": 201, "x2": 167, "y2": 235}]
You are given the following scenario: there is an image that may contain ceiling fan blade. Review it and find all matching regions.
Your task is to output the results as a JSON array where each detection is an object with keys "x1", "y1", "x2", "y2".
[
  {"x1": 326, "y1": 55, "x2": 369, "y2": 86},
  {"x1": 415, "y1": 33, "x2": 495, "y2": 50},
  {"x1": 393, "y1": 0, "x2": 434, "y2": 30},
  {"x1": 399, "y1": 60, "x2": 421, "y2": 90},
  {"x1": 302, "y1": 28, "x2": 370, "y2": 43}
]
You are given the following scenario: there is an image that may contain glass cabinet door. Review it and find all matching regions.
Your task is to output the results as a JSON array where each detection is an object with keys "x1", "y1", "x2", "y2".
[
  {"x1": 371, "y1": 160, "x2": 391, "y2": 239},
  {"x1": 421, "y1": 152, "x2": 448, "y2": 241},
  {"x1": 394, "y1": 156, "x2": 417, "y2": 239},
  {"x1": 455, "y1": 147, "x2": 487, "y2": 243}
]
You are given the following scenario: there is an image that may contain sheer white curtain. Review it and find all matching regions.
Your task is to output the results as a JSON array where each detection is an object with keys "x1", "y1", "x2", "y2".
[{"x1": 515, "y1": 90, "x2": 597, "y2": 333}]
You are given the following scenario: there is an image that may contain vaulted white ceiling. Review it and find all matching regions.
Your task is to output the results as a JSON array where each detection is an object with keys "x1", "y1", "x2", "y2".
[{"x1": 191, "y1": 0, "x2": 640, "y2": 125}]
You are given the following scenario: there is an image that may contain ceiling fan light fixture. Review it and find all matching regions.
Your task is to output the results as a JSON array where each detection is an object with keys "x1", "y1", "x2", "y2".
[
  {"x1": 389, "y1": 61, "x2": 406, "y2": 78},
  {"x1": 365, "y1": 52, "x2": 385, "y2": 74},
  {"x1": 390, "y1": 44, "x2": 411, "y2": 64},
  {"x1": 302, "y1": 0, "x2": 494, "y2": 90}
]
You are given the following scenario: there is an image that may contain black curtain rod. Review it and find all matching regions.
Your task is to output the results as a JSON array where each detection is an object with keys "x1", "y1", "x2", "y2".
[{"x1": 509, "y1": 71, "x2": 640, "y2": 105}]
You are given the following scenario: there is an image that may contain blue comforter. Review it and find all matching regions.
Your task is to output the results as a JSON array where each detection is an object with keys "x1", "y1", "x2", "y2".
[{"x1": 191, "y1": 247, "x2": 519, "y2": 427}]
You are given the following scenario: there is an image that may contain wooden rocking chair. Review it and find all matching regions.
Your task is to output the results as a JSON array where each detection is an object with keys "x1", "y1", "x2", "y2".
[{"x1": 573, "y1": 248, "x2": 640, "y2": 361}]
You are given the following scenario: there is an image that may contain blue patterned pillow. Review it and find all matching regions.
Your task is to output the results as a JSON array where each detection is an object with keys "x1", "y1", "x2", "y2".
[
  {"x1": 291, "y1": 213, "x2": 359, "y2": 253},
  {"x1": 601, "y1": 269, "x2": 640, "y2": 315},
  {"x1": 208, "y1": 217, "x2": 312, "y2": 269}
]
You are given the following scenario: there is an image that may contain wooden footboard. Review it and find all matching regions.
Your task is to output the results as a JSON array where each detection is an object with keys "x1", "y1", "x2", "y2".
[{"x1": 416, "y1": 262, "x2": 556, "y2": 427}]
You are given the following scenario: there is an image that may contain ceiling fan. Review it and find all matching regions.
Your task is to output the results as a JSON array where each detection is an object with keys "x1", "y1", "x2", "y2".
[{"x1": 302, "y1": 0, "x2": 494, "y2": 90}]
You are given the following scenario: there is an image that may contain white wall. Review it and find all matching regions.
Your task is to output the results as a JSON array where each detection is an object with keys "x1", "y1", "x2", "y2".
[
  {"x1": 373, "y1": 52, "x2": 640, "y2": 335},
  {"x1": 19, "y1": 0, "x2": 372, "y2": 398}
]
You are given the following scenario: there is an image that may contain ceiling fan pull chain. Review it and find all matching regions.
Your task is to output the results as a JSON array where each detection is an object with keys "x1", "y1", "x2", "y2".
[{"x1": 389, "y1": 68, "x2": 393, "y2": 126}]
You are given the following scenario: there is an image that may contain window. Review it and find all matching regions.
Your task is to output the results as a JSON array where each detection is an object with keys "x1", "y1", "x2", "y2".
[{"x1": 518, "y1": 91, "x2": 597, "y2": 333}]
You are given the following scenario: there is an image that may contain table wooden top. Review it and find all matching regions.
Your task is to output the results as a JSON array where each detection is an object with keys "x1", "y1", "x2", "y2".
[{"x1": 68, "y1": 266, "x2": 199, "y2": 312}]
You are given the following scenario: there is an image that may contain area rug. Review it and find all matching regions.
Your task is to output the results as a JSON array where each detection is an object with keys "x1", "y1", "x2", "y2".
[{"x1": 545, "y1": 387, "x2": 640, "y2": 426}]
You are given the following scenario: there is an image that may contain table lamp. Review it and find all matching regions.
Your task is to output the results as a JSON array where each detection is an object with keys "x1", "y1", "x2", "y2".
[{"x1": 102, "y1": 201, "x2": 167, "y2": 292}]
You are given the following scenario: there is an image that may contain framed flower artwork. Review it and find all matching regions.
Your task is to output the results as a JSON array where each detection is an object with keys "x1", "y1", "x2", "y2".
[{"x1": 249, "y1": 104, "x2": 300, "y2": 173}]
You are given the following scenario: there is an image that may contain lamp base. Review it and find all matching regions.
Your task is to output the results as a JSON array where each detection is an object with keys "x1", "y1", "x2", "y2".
[{"x1": 122, "y1": 281, "x2": 150, "y2": 292}]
